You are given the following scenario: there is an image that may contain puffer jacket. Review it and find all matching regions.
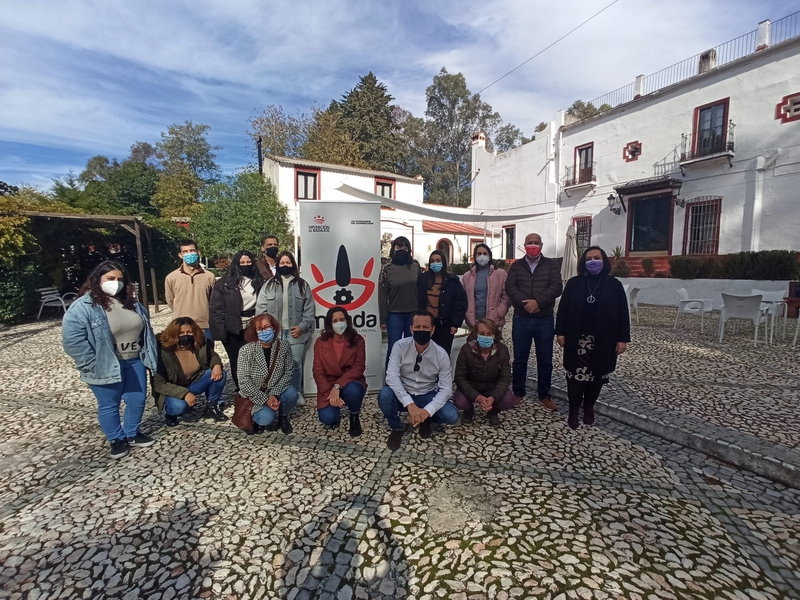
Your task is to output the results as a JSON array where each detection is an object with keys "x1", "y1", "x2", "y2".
[
  {"x1": 454, "y1": 338, "x2": 512, "y2": 402},
  {"x1": 461, "y1": 265, "x2": 511, "y2": 328},
  {"x1": 505, "y1": 256, "x2": 563, "y2": 319}
]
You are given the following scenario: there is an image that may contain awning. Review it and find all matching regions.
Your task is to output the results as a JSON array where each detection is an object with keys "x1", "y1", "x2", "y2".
[
  {"x1": 614, "y1": 176, "x2": 682, "y2": 196},
  {"x1": 422, "y1": 220, "x2": 498, "y2": 236}
]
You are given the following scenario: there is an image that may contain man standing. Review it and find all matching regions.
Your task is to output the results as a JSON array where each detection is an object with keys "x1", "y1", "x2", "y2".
[
  {"x1": 165, "y1": 239, "x2": 217, "y2": 343},
  {"x1": 378, "y1": 310, "x2": 458, "y2": 450},
  {"x1": 256, "y1": 234, "x2": 279, "y2": 280},
  {"x1": 505, "y1": 233, "x2": 563, "y2": 410}
]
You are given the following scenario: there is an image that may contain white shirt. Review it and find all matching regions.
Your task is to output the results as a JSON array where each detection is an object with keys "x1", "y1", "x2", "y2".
[
  {"x1": 239, "y1": 277, "x2": 256, "y2": 312},
  {"x1": 385, "y1": 336, "x2": 453, "y2": 416},
  {"x1": 525, "y1": 254, "x2": 542, "y2": 274}
]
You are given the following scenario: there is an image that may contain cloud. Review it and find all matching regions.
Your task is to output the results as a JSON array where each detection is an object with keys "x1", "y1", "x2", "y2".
[{"x1": 0, "y1": 0, "x2": 794, "y2": 185}]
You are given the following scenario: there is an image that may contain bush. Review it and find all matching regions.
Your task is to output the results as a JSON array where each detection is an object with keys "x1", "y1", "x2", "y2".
[
  {"x1": 0, "y1": 261, "x2": 44, "y2": 324},
  {"x1": 641, "y1": 257, "x2": 655, "y2": 277},
  {"x1": 669, "y1": 251, "x2": 798, "y2": 280},
  {"x1": 611, "y1": 259, "x2": 630, "y2": 278}
]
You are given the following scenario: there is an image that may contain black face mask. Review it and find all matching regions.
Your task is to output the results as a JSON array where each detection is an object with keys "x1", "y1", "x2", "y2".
[
  {"x1": 412, "y1": 330, "x2": 431, "y2": 345},
  {"x1": 264, "y1": 247, "x2": 279, "y2": 259},
  {"x1": 392, "y1": 249, "x2": 410, "y2": 265},
  {"x1": 240, "y1": 265, "x2": 254, "y2": 278},
  {"x1": 277, "y1": 266, "x2": 294, "y2": 277},
  {"x1": 178, "y1": 334, "x2": 194, "y2": 347}
]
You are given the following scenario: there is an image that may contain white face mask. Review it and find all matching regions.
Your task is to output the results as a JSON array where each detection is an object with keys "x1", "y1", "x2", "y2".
[
  {"x1": 101, "y1": 280, "x2": 124, "y2": 296},
  {"x1": 475, "y1": 255, "x2": 490, "y2": 267},
  {"x1": 332, "y1": 321, "x2": 348, "y2": 335}
]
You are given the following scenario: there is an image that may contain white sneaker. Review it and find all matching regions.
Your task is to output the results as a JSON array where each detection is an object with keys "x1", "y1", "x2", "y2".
[{"x1": 296, "y1": 395, "x2": 306, "y2": 406}]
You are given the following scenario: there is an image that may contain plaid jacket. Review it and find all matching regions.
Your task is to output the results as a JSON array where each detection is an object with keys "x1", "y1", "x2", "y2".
[{"x1": 237, "y1": 340, "x2": 294, "y2": 406}]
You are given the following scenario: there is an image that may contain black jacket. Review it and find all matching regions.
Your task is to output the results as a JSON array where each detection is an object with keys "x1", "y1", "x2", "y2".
[
  {"x1": 505, "y1": 256, "x2": 563, "y2": 319},
  {"x1": 209, "y1": 277, "x2": 261, "y2": 342},
  {"x1": 417, "y1": 271, "x2": 468, "y2": 329},
  {"x1": 555, "y1": 274, "x2": 630, "y2": 376}
]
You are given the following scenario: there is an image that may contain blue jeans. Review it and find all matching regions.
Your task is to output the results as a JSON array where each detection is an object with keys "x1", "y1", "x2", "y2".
[
  {"x1": 386, "y1": 311, "x2": 414, "y2": 368},
  {"x1": 281, "y1": 330, "x2": 308, "y2": 393},
  {"x1": 318, "y1": 381, "x2": 366, "y2": 426},
  {"x1": 88, "y1": 358, "x2": 148, "y2": 441},
  {"x1": 378, "y1": 386, "x2": 459, "y2": 432},
  {"x1": 512, "y1": 313, "x2": 555, "y2": 400},
  {"x1": 203, "y1": 328, "x2": 214, "y2": 350},
  {"x1": 253, "y1": 386, "x2": 299, "y2": 426},
  {"x1": 164, "y1": 368, "x2": 228, "y2": 416}
]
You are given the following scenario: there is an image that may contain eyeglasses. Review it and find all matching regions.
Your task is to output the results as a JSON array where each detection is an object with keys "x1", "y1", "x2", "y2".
[{"x1": 414, "y1": 354, "x2": 423, "y2": 372}]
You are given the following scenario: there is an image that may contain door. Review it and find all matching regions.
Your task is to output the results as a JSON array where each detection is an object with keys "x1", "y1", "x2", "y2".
[
  {"x1": 628, "y1": 194, "x2": 672, "y2": 253},
  {"x1": 577, "y1": 145, "x2": 593, "y2": 184}
]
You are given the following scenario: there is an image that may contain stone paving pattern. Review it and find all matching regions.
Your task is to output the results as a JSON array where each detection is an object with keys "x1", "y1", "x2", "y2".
[{"x1": 0, "y1": 305, "x2": 798, "y2": 599}]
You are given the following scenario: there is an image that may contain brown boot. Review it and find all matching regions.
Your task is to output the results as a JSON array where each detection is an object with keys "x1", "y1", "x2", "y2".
[{"x1": 540, "y1": 397, "x2": 557, "y2": 411}]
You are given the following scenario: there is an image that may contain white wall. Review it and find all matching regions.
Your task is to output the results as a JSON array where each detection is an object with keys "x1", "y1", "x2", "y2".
[{"x1": 619, "y1": 277, "x2": 791, "y2": 309}]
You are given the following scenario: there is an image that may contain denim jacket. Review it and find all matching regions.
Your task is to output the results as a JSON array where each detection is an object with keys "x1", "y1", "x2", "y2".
[
  {"x1": 255, "y1": 277, "x2": 315, "y2": 345},
  {"x1": 62, "y1": 294, "x2": 158, "y2": 385}
]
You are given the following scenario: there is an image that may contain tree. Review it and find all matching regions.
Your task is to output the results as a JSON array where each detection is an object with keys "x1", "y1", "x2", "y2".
[
  {"x1": 302, "y1": 104, "x2": 367, "y2": 168},
  {"x1": 151, "y1": 167, "x2": 203, "y2": 218},
  {"x1": 534, "y1": 122, "x2": 547, "y2": 133},
  {"x1": 156, "y1": 121, "x2": 220, "y2": 183},
  {"x1": 128, "y1": 141, "x2": 158, "y2": 165},
  {"x1": 248, "y1": 105, "x2": 309, "y2": 158},
  {"x1": 494, "y1": 124, "x2": 532, "y2": 153},
  {"x1": 566, "y1": 100, "x2": 612, "y2": 120},
  {"x1": 338, "y1": 72, "x2": 402, "y2": 171},
  {"x1": 105, "y1": 162, "x2": 160, "y2": 214},
  {"x1": 0, "y1": 182, "x2": 19, "y2": 196},
  {"x1": 191, "y1": 171, "x2": 292, "y2": 259},
  {"x1": 78, "y1": 155, "x2": 116, "y2": 185}
]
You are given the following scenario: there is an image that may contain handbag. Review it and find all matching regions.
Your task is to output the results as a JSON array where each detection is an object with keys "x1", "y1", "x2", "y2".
[{"x1": 231, "y1": 341, "x2": 281, "y2": 434}]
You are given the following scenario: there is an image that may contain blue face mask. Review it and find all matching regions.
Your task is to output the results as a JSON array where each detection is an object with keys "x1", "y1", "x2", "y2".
[
  {"x1": 477, "y1": 334, "x2": 494, "y2": 348},
  {"x1": 183, "y1": 252, "x2": 199, "y2": 266},
  {"x1": 257, "y1": 329, "x2": 275, "y2": 344},
  {"x1": 585, "y1": 259, "x2": 603, "y2": 275},
  {"x1": 429, "y1": 262, "x2": 443, "y2": 273}
]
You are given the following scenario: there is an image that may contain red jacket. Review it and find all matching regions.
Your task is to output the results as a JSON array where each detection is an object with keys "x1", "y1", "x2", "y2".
[{"x1": 312, "y1": 334, "x2": 367, "y2": 409}]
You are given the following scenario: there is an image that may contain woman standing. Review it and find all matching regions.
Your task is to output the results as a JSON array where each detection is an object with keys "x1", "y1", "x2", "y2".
[
  {"x1": 209, "y1": 250, "x2": 265, "y2": 390},
  {"x1": 416, "y1": 250, "x2": 467, "y2": 355},
  {"x1": 312, "y1": 307, "x2": 366, "y2": 437},
  {"x1": 555, "y1": 246, "x2": 630, "y2": 429},
  {"x1": 237, "y1": 313, "x2": 298, "y2": 434},
  {"x1": 62, "y1": 261, "x2": 157, "y2": 459},
  {"x1": 453, "y1": 319, "x2": 515, "y2": 427},
  {"x1": 379, "y1": 236, "x2": 422, "y2": 363},
  {"x1": 461, "y1": 243, "x2": 510, "y2": 330},
  {"x1": 255, "y1": 251, "x2": 315, "y2": 402},
  {"x1": 152, "y1": 317, "x2": 227, "y2": 426}
]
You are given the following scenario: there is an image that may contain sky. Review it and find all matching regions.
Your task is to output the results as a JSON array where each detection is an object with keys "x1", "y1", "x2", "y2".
[{"x1": 1, "y1": 0, "x2": 797, "y2": 188}]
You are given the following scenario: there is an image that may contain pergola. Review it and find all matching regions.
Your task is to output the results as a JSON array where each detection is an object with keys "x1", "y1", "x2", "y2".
[{"x1": 21, "y1": 211, "x2": 161, "y2": 314}]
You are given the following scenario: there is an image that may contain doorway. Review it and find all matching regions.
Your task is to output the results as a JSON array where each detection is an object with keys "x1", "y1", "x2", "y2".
[{"x1": 628, "y1": 194, "x2": 672, "y2": 254}]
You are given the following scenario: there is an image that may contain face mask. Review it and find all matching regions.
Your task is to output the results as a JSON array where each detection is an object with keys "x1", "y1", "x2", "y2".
[
  {"x1": 412, "y1": 330, "x2": 431, "y2": 345},
  {"x1": 183, "y1": 252, "x2": 199, "y2": 266},
  {"x1": 392, "y1": 250, "x2": 410, "y2": 265},
  {"x1": 429, "y1": 262, "x2": 443, "y2": 273},
  {"x1": 475, "y1": 255, "x2": 490, "y2": 267},
  {"x1": 332, "y1": 321, "x2": 347, "y2": 335},
  {"x1": 525, "y1": 245, "x2": 542, "y2": 258},
  {"x1": 257, "y1": 329, "x2": 275, "y2": 344},
  {"x1": 101, "y1": 280, "x2": 123, "y2": 296},
  {"x1": 264, "y1": 247, "x2": 279, "y2": 259},
  {"x1": 178, "y1": 334, "x2": 194, "y2": 347},
  {"x1": 277, "y1": 266, "x2": 294, "y2": 277},
  {"x1": 240, "y1": 265, "x2": 254, "y2": 278},
  {"x1": 477, "y1": 334, "x2": 494, "y2": 348},
  {"x1": 585, "y1": 259, "x2": 604, "y2": 275}
]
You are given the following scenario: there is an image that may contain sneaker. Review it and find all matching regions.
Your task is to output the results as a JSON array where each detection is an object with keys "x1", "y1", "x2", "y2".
[
  {"x1": 540, "y1": 397, "x2": 557, "y2": 411},
  {"x1": 461, "y1": 408, "x2": 475, "y2": 425},
  {"x1": 165, "y1": 414, "x2": 179, "y2": 427},
  {"x1": 387, "y1": 430, "x2": 404, "y2": 451},
  {"x1": 127, "y1": 431, "x2": 155, "y2": 447},
  {"x1": 418, "y1": 420, "x2": 432, "y2": 439},
  {"x1": 348, "y1": 414, "x2": 362, "y2": 438},
  {"x1": 109, "y1": 438, "x2": 129, "y2": 459},
  {"x1": 296, "y1": 395, "x2": 306, "y2": 407}
]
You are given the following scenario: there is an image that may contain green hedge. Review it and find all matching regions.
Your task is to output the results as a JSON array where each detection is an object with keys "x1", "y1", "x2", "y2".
[
  {"x1": 0, "y1": 261, "x2": 45, "y2": 324},
  {"x1": 668, "y1": 250, "x2": 799, "y2": 280}
]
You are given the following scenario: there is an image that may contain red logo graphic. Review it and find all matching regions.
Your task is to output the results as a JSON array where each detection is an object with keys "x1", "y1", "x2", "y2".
[
  {"x1": 313, "y1": 215, "x2": 325, "y2": 224},
  {"x1": 310, "y1": 245, "x2": 375, "y2": 311}
]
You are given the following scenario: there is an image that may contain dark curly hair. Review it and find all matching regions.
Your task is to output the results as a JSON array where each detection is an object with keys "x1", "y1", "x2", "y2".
[
  {"x1": 78, "y1": 260, "x2": 137, "y2": 311},
  {"x1": 319, "y1": 306, "x2": 360, "y2": 347}
]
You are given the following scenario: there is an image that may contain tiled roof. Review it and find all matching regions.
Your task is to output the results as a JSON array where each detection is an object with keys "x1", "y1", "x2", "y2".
[
  {"x1": 264, "y1": 155, "x2": 423, "y2": 184},
  {"x1": 421, "y1": 220, "x2": 499, "y2": 236}
]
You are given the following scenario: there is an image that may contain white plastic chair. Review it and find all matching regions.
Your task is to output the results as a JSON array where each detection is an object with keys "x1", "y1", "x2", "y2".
[
  {"x1": 752, "y1": 289, "x2": 787, "y2": 343},
  {"x1": 793, "y1": 316, "x2": 799, "y2": 348},
  {"x1": 628, "y1": 287, "x2": 641, "y2": 324},
  {"x1": 719, "y1": 293, "x2": 769, "y2": 347},
  {"x1": 674, "y1": 288, "x2": 713, "y2": 333},
  {"x1": 36, "y1": 287, "x2": 77, "y2": 320},
  {"x1": 623, "y1": 284, "x2": 630, "y2": 295}
]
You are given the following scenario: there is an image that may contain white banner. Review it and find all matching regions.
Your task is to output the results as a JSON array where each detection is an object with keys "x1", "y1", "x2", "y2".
[{"x1": 299, "y1": 200, "x2": 383, "y2": 393}]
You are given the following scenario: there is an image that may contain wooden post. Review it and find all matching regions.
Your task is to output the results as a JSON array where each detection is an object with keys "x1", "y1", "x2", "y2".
[
  {"x1": 133, "y1": 220, "x2": 150, "y2": 314},
  {"x1": 143, "y1": 225, "x2": 160, "y2": 313}
]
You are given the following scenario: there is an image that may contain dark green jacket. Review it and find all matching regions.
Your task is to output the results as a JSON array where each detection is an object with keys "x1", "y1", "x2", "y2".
[{"x1": 151, "y1": 340, "x2": 223, "y2": 412}]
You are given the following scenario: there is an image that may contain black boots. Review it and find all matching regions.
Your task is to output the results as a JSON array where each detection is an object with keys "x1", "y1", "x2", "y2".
[
  {"x1": 279, "y1": 413, "x2": 293, "y2": 435},
  {"x1": 461, "y1": 407, "x2": 475, "y2": 425},
  {"x1": 348, "y1": 414, "x2": 362, "y2": 437},
  {"x1": 204, "y1": 402, "x2": 228, "y2": 422},
  {"x1": 165, "y1": 414, "x2": 179, "y2": 427}
]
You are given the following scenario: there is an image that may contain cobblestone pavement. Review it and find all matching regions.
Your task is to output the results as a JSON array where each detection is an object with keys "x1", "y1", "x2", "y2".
[{"x1": 0, "y1": 308, "x2": 798, "y2": 600}]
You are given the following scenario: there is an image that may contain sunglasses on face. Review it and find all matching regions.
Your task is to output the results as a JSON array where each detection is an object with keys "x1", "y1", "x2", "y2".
[{"x1": 414, "y1": 354, "x2": 422, "y2": 372}]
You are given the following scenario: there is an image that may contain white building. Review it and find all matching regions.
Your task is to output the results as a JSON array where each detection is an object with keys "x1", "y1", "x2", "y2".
[
  {"x1": 471, "y1": 14, "x2": 800, "y2": 274},
  {"x1": 262, "y1": 155, "x2": 499, "y2": 267}
]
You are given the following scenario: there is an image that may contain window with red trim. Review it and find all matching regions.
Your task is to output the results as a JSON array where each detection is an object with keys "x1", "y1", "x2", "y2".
[
  {"x1": 574, "y1": 143, "x2": 594, "y2": 184},
  {"x1": 683, "y1": 198, "x2": 722, "y2": 255},
  {"x1": 375, "y1": 177, "x2": 395, "y2": 199},
  {"x1": 572, "y1": 216, "x2": 592, "y2": 256},
  {"x1": 295, "y1": 168, "x2": 320, "y2": 200},
  {"x1": 693, "y1": 98, "x2": 729, "y2": 157}
]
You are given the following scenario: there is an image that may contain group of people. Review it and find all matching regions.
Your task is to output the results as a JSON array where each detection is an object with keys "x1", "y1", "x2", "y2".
[{"x1": 62, "y1": 232, "x2": 630, "y2": 458}]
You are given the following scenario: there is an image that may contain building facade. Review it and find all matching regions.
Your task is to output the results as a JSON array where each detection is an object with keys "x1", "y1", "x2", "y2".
[{"x1": 471, "y1": 15, "x2": 800, "y2": 273}]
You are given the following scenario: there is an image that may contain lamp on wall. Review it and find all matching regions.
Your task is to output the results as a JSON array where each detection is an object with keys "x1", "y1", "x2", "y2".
[
  {"x1": 673, "y1": 196, "x2": 686, "y2": 208},
  {"x1": 607, "y1": 194, "x2": 626, "y2": 215},
  {"x1": 670, "y1": 180, "x2": 685, "y2": 208}
]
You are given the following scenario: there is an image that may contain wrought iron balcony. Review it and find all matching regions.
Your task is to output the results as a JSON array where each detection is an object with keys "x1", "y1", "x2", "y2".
[
  {"x1": 563, "y1": 162, "x2": 596, "y2": 189},
  {"x1": 680, "y1": 121, "x2": 736, "y2": 171}
]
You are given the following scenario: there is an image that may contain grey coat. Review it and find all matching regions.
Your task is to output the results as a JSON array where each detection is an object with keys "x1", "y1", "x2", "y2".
[
  {"x1": 237, "y1": 340, "x2": 294, "y2": 407},
  {"x1": 255, "y1": 277, "x2": 316, "y2": 344}
]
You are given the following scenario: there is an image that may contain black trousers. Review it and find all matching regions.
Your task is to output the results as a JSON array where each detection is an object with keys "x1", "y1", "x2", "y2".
[
  {"x1": 431, "y1": 326, "x2": 455, "y2": 355},
  {"x1": 567, "y1": 378, "x2": 604, "y2": 410},
  {"x1": 221, "y1": 330, "x2": 246, "y2": 389}
]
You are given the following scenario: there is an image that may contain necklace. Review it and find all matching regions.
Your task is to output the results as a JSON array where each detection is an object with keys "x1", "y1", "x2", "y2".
[{"x1": 586, "y1": 278, "x2": 602, "y2": 303}]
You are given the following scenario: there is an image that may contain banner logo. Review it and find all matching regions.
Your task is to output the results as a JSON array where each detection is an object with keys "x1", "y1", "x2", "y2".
[
  {"x1": 313, "y1": 215, "x2": 325, "y2": 224},
  {"x1": 310, "y1": 245, "x2": 376, "y2": 311}
]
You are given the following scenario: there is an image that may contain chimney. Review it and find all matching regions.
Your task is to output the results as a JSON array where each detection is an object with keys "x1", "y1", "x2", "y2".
[
  {"x1": 698, "y1": 49, "x2": 717, "y2": 74},
  {"x1": 634, "y1": 74, "x2": 644, "y2": 99},
  {"x1": 756, "y1": 19, "x2": 771, "y2": 51},
  {"x1": 471, "y1": 131, "x2": 486, "y2": 148}
]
